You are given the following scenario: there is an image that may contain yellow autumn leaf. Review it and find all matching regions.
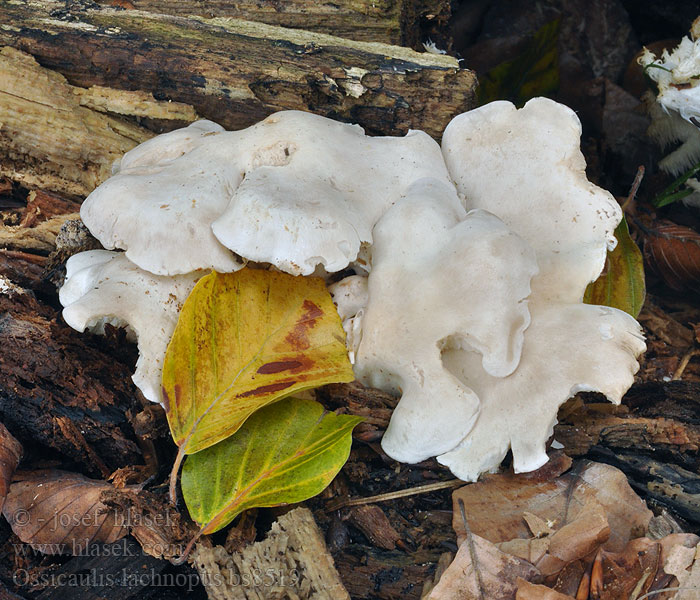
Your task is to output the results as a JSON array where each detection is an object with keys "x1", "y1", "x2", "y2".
[
  {"x1": 584, "y1": 216, "x2": 645, "y2": 318},
  {"x1": 162, "y1": 269, "x2": 354, "y2": 458}
]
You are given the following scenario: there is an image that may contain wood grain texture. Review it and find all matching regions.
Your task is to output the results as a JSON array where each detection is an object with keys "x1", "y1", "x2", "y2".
[
  {"x1": 97, "y1": 0, "x2": 452, "y2": 48},
  {"x1": 0, "y1": 1, "x2": 475, "y2": 140},
  {"x1": 0, "y1": 288, "x2": 143, "y2": 477}
]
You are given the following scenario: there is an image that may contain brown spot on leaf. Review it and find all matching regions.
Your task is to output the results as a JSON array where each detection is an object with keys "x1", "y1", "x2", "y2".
[
  {"x1": 285, "y1": 300, "x2": 323, "y2": 350},
  {"x1": 173, "y1": 384, "x2": 182, "y2": 408},
  {"x1": 161, "y1": 387, "x2": 170, "y2": 413},
  {"x1": 239, "y1": 381, "x2": 295, "y2": 398},
  {"x1": 257, "y1": 360, "x2": 304, "y2": 374}
]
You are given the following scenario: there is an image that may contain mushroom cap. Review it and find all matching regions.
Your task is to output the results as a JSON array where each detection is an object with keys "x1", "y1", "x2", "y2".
[
  {"x1": 337, "y1": 99, "x2": 645, "y2": 478},
  {"x1": 328, "y1": 275, "x2": 368, "y2": 364},
  {"x1": 60, "y1": 250, "x2": 202, "y2": 402},
  {"x1": 442, "y1": 98, "x2": 622, "y2": 304},
  {"x1": 81, "y1": 111, "x2": 450, "y2": 277},
  {"x1": 438, "y1": 301, "x2": 645, "y2": 481},
  {"x1": 353, "y1": 178, "x2": 538, "y2": 462}
]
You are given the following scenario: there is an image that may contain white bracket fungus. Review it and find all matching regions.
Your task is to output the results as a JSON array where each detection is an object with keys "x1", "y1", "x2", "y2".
[
  {"x1": 352, "y1": 178, "x2": 537, "y2": 462},
  {"x1": 81, "y1": 111, "x2": 450, "y2": 277},
  {"x1": 60, "y1": 250, "x2": 201, "y2": 403},
  {"x1": 60, "y1": 99, "x2": 645, "y2": 481},
  {"x1": 639, "y1": 20, "x2": 700, "y2": 206},
  {"x1": 639, "y1": 23, "x2": 700, "y2": 123}
]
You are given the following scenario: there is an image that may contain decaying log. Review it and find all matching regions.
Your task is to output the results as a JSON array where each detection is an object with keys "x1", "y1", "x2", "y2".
[
  {"x1": 0, "y1": 47, "x2": 154, "y2": 199},
  {"x1": 334, "y1": 549, "x2": 439, "y2": 600},
  {"x1": 33, "y1": 538, "x2": 167, "y2": 600},
  {"x1": 98, "y1": 0, "x2": 452, "y2": 49},
  {"x1": 555, "y1": 382, "x2": 700, "y2": 527},
  {"x1": 0, "y1": 286, "x2": 143, "y2": 477},
  {"x1": 100, "y1": 488, "x2": 197, "y2": 562},
  {"x1": 0, "y1": 46, "x2": 202, "y2": 199},
  {"x1": 0, "y1": 1, "x2": 476, "y2": 141},
  {"x1": 192, "y1": 507, "x2": 349, "y2": 600},
  {"x1": 0, "y1": 213, "x2": 79, "y2": 256}
]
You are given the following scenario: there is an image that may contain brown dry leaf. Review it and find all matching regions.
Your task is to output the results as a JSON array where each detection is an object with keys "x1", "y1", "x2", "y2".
[
  {"x1": 516, "y1": 579, "x2": 575, "y2": 600},
  {"x1": 498, "y1": 537, "x2": 550, "y2": 564},
  {"x1": 666, "y1": 541, "x2": 700, "y2": 600},
  {"x1": 524, "y1": 512, "x2": 555, "y2": 538},
  {"x1": 428, "y1": 533, "x2": 540, "y2": 600},
  {"x1": 658, "y1": 534, "x2": 700, "y2": 566},
  {"x1": 530, "y1": 500, "x2": 610, "y2": 578},
  {"x1": 546, "y1": 499, "x2": 610, "y2": 565},
  {"x1": 453, "y1": 460, "x2": 651, "y2": 553},
  {"x1": 551, "y1": 560, "x2": 586, "y2": 597},
  {"x1": 0, "y1": 423, "x2": 21, "y2": 513},
  {"x1": 595, "y1": 539, "x2": 660, "y2": 600},
  {"x1": 664, "y1": 540, "x2": 697, "y2": 579},
  {"x1": 645, "y1": 220, "x2": 700, "y2": 294},
  {"x1": 2, "y1": 470, "x2": 127, "y2": 555}
]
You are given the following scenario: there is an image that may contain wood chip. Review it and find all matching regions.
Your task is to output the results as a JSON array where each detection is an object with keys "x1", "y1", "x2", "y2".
[
  {"x1": 192, "y1": 507, "x2": 350, "y2": 600},
  {"x1": 346, "y1": 505, "x2": 401, "y2": 550}
]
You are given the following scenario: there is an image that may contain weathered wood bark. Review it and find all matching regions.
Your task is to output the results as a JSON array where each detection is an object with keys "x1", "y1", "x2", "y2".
[
  {"x1": 34, "y1": 538, "x2": 167, "y2": 600},
  {"x1": 0, "y1": 47, "x2": 194, "y2": 199},
  {"x1": 102, "y1": 0, "x2": 452, "y2": 49},
  {"x1": 334, "y1": 549, "x2": 439, "y2": 600},
  {"x1": 192, "y1": 508, "x2": 350, "y2": 600},
  {"x1": 0, "y1": 1, "x2": 475, "y2": 141},
  {"x1": 0, "y1": 288, "x2": 143, "y2": 478},
  {"x1": 555, "y1": 382, "x2": 700, "y2": 528}
]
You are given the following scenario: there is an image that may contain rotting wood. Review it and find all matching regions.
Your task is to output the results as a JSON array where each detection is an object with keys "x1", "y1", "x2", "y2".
[
  {"x1": 192, "y1": 507, "x2": 350, "y2": 600},
  {"x1": 101, "y1": 488, "x2": 198, "y2": 562},
  {"x1": 0, "y1": 1, "x2": 476, "y2": 141},
  {"x1": 346, "y1": 505, "x2": 402, "y2": 550},
  {"x1": 0, "y1": 288, "x2": 143, "y2": 476},
  {"x1": 34, "y1": 538, "x2": 167, "y2": 600},
  {"x1": 95, "y1": 0, "x2": 452, "y2": 49},
  {"x1": 0, "y1": 47, "x2": 153, "y2": 199},
  {"x1": 555, "y1": 381, "x2": 700, "y2": 526},
  {"x1": 334, "y1": 549, "x2": 440, "y2": 600},
  {"x1": 0, "y1": 213, "x2": 79, "y2": 256}
]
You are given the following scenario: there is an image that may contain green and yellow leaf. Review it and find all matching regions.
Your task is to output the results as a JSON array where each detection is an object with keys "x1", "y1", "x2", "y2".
[
  {"x1": 182, "y1": 397, "x2": 362, "y2": 535},
  {"x1": 162, "y1": 269, "x2": 354, "y2": 455},
  {"x1": 584, "y1": 216, "x2": 646, "y2": 317}
]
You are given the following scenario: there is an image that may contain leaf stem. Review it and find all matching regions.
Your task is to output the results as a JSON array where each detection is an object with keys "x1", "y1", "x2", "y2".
[
  {"x1": 169, "y1": 446, "x2": 186, "y2": 505},
  {"x1": 170, "y1": 529, "x2": 203, "y2": 566}
]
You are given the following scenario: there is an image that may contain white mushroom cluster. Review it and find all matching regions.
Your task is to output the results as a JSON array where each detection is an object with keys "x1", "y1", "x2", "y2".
[
  {"x1": 639, "y1": 18, "x2": 700, "y2": 205},
  {"x1": 60, "y1": 100, "x2": 645, "y2": 481}
]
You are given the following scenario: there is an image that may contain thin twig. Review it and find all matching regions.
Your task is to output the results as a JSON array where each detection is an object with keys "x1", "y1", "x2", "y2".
[
  {"x1": 458, "y1": 499, "x2": 486, "y2": 600},
  {"x1": 637, "y1": 587, "x2": 700, "y2": 600},
  {"x1": 622, "y1": 165, "x2": 645, "y2": 213},
  {"x1": 324, "y1": 479, "x2": 463, "y2": 511},
  {"x1": 561, "y1": 461, "x2": 585, "y2": 526},
  {"x1": 672, "y1": 348, "x2": 700, "y2": 381}
]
